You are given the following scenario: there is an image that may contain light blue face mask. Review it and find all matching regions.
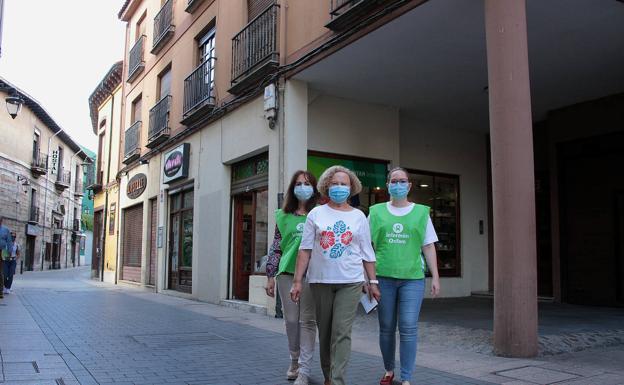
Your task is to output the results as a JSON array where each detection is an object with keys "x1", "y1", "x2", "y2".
[
  {"x1": 294, "y1": 184, "x2": 314, "y2": 201},
  {"x1": 388, "y1": 181, "x2": 410, "y2": 199},
  {"x1": 328, "y1": 185, "x2": 351, "y2": 204}
]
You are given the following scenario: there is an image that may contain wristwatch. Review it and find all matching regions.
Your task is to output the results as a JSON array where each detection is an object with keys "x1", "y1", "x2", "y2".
[{"x1": 368, "y1": 279, "x2": 379, "y2": 285}]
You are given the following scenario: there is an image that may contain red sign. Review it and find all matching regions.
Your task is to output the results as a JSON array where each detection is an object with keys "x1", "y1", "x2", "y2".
[{"x1": 127, "y1": 173, "x2": 147, "y2": 199}]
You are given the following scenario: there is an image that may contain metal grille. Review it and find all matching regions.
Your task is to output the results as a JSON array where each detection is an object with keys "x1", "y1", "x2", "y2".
[
  {"x1": 122, "y1": 204, "x2": 144, "y2": 268},
  {"x1": 148, "y1": 95, "x2": 171, "y2": 141},
  {"x1": 183, "y1": 59, "x2": 215, "y2": 116},
  {"x1": 128, "y1": 35, "x2": 146, "y2": 80},
  {"x1": 153, "y1": 0, "x2": 174, "y2": 48},
  {"x1": 57, "y1": 169, "x2": 71, "y2": 185},
  {"x1": 124, "y1": 121, "x2": 142, "y2": 159},
  {"x1": 31, "y1": 151, "x2": 47, "y2": 169},
  {"x1": 231, "y1": 3, "x2": 279, "y2": 83}
]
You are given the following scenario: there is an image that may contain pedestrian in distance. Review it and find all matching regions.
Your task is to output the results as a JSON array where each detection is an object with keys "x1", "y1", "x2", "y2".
[
  {"x1": 3, "y1": 231, "x2": 21, "y2": 294},
  {"x1": 0, "y1": 216, "x2": 15, "y2": 298},
  {"x1": 291, "y1": 165, "x2": 381, "y2": 385},
  {"x1": 368, "y1": 167, "x2": 441, "y2": 385},
  {"x1": 265, "y1": 170, "x2": 320, "y2": 385}
]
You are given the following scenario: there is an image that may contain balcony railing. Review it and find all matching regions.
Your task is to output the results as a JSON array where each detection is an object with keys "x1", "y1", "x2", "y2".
[
  {"x1": 326, "y1": 0, "x2": 399, "y2": 30},
  {"x1": 85, "y1": 164, "x2": 102, "y2": 192},
  {"x1": 128, "y1": 35, "x2": 146, "y2": 82},
  {"x1": 147, "y1": 95, "x2": 171, "y2": 148},
  {"x1": 185, "y1": 0, "x2": 205, "y2": 13},
  {"x1": 28, "y1": 206, "x2": 40, "y2": 224},
  {"x1": 182, "y1": 59, "x2": 215, "y2": 124},
  {"x1": 230, "y1": 3, "x2": 279, "y2": 94},
  {"x1": 152, "y1": 0, "x2": 175, "y2": 54},
  {"x1": 55, "y1": 169, "x2": 71, "y2": 190},
  {"x1": 30, "y1": 151, "x2": 47, "y2": 176},
  {"x1": 124, "y1": 121, "x2": 142, "y2": 164},
  {"x1": 73, "y1": 218, "x2": 80, "y2": 232},
  {"x1": 74, "y1": 177, "x2": 84, "y2": 196}
]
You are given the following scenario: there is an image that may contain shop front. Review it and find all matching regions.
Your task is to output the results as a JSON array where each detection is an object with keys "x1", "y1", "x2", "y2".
[{"x1": 120, "y1": 173, "x2": 147, "y2": 283}]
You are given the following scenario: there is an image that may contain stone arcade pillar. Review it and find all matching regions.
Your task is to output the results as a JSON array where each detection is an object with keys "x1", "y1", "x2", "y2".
[{"x1": 484, "y1": 0, "x2": 538, "y2": 357}]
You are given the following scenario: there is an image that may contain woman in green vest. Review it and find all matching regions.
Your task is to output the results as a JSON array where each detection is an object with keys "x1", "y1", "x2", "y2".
[
  {"x1": 265, "y1": 170, "x2": 319, "y2": 385},
  {"x1": 369, "y1": 167, "x2": 441, "y2": 385}
]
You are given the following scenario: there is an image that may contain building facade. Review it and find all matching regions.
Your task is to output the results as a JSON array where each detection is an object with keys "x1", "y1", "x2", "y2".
[
  {"x1": 0, "y1": 78, "x2": 89, "y2": 272},
  {"x1": 87, "y1": 62, "x2": 124, "y2": 284},
  {"x1": 110, "y1": 0, "x2": 623, "y2": 357}
]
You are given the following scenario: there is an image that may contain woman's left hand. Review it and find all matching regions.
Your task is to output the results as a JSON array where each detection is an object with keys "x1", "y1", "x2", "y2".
[
  {"x1": 368, "y1": 283, "x2": 381, "y2": 302},
  {"x1": 430, "y1": 277, "x2": 440, "y2": 297}
]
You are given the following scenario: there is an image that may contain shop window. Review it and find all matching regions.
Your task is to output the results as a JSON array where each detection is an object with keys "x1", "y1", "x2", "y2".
[
  {"x1": 169, "y1": 187, "x2": 194, "y2": 293},
  {"x1": 407, "y1": 170, "x2": 461, "y2": 277},
  {"x1": 109, "y1": 203, "x2": 116, "y2": 235}
]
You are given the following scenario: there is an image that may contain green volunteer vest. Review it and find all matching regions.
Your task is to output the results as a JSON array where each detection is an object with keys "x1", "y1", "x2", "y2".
[
  {"x1": 369, "y1": 203, "x2": 430, "y2": 279},
  {"x1": 276, "y1": 209, "x2": 307, "y2": 276}
]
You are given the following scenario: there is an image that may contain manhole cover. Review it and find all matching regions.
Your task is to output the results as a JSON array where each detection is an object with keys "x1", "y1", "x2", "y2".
[{"x1": 496, "y1": 366, "x2": 579, "y2": 384}]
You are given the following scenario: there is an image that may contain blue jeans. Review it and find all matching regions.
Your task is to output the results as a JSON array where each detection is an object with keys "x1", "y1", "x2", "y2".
[
  {"x1": 377, "y1": 277, "x2": 425, "y2": 382},
  {"x1": 3, "y1": 259, "x2": 16, "y2": 289}
]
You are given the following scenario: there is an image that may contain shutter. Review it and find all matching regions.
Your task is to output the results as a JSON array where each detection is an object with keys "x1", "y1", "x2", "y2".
[
  {"x1": 248, "y1": 0, "x2": 274, "y2": 21},
  {"x1": 122, "y1": 204, "x2": 144, "y2": 282}
]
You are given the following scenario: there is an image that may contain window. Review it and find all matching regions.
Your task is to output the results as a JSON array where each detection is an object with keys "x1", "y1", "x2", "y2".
[
  {"x1": 97, "y1": 133, "x2": 105, "y2": 184},
  {"x1": 407, "y1": 170, "x2": 461, "y2": 277},
  {"x1": 136, "y1": 12, "x2": 147, "y2": 42},
  {"x1": 32, "y1": 131, "x2": 40, "y2": 163},
  {"x1": 158, "y1": 66, "x2": 172, "y2": 101},
  {"x1": 131, "y1": 94, "x2": 142, "y2": 124},
  {"x1": 57, "y1": 146, "x2": 64, "y2": 180},
  {"x1": 198, "y1": 28, "x2": 216, "y2": 91},
  {"x1": 109, "y1": 203, "x2": 116, "y2": 235}
]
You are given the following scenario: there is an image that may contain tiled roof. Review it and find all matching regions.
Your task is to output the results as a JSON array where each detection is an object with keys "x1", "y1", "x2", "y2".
[{"x1": 88, "y1": 61, "x2": 123, "y2": 134}]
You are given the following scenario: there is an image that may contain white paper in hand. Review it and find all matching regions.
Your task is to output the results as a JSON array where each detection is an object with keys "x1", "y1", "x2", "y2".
[{"x1": 360, "y1": 293, "x2": 378, "y2": 314}]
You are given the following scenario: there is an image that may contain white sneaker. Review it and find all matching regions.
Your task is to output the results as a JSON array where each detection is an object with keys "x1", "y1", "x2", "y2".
[
  {"x1": 286, "y1": 360, "x2": 299, "y2": 380},
  {"x1": 294, "y1": 374, "x2": 308, "y2": 385},
  {"x1": 7, "y1": 288, "x2": 11, "y2": 294}
]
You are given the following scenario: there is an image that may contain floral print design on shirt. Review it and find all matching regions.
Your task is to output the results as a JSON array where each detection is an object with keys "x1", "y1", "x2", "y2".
[{"x1": 320, "y1": 220, "x2": 352, "y2": 259}]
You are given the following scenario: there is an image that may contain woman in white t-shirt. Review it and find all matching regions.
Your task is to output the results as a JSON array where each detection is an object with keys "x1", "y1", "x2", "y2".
[{"x1": 291, "y1": 165, "x2": 381, "y2": 385}]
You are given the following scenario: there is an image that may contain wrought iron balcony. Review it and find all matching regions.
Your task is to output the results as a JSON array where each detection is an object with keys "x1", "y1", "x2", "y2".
[
  {"x1": 326, "y1": 0, "x2": 399, "y2": 30},
  {"x1": 72, "y1": 218, "x2": 80, "y2": 232},
  {"x1": 185, "y1": 0, "x2": 206, "y2": 13},
  {"x1": 147, "y1": 95, "x2": 171, "y2": 148},
  {"x1": 152, "y1": 0, "x2": 175, "y2": 54},
  {"x1": 30, "y1": 151, "x2": 47, "y2": 176},
  {"x1": 85, "y1": 163, "x2": 101, "y2": 192},
  {"x1": 230, "y1": 3, "x2": 280, "y2": 95},
  {"x1": 28, "y1": 206, "x2": 40, "y2": 224},
  {"x1": 55, "y1": 169, "x2": 71, "y2": 190},
  {"x1": 128, "y1": 35, "x2": 146, "y2": 82},
  {"x1": 124, "y1": 121, "x2": 142, "y2": 164},
  {"x1": 74, "y1": 177, "x2": 84, "y2": 197},
  {"x1": 181, "y1": 59, "x2": 215, "y2": 125}
]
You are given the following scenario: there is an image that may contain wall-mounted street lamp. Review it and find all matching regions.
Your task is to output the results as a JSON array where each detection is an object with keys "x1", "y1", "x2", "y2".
[{"x1": 6, "y1": 91, "x2": 23, "y2": 119}]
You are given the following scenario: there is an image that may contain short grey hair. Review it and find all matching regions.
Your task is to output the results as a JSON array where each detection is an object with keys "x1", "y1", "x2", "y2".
[{"x1": 317, "y1": 165, "x2": 363, "y2": 198}]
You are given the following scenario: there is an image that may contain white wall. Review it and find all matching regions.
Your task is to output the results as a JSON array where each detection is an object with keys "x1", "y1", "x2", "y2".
[{"x1": 400, "y1": 113, "x2": 489, "y2": 297}]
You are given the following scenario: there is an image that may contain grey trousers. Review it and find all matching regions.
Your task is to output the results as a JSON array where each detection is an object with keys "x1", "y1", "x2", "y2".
[{"x1": 276, "y1": 274, "x2": 317, "y2": 376}]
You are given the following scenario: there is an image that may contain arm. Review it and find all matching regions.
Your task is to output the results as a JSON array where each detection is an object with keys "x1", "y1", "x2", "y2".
[
  {"x1": 360, "y1": 214, "x2": 380, "y2": 301},
  {"x1": 265, "y1": 225, "x2": 282, "y2": 297},
  {"x1": 422, "y1": 243, "x2": 440, "y2": 297},
  {"x1": 290, "y1": 249, "x2": 311, "y2": 302},
  {"x1": 363, "y1": 261, "x2": 381, "y2": 301}
]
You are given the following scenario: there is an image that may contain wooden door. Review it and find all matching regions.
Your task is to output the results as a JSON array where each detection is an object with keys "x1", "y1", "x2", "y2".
[
  {"x1": 233, "y1": 193, "x2": 254, "y2": 300},
  {"x1": 92, "y1": 210, "x2": 103, "y2": 278}
]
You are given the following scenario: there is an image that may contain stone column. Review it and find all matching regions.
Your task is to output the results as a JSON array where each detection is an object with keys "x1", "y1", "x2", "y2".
[{"x1": 484, "y1": 0, "x2": 538, "y2": 357}]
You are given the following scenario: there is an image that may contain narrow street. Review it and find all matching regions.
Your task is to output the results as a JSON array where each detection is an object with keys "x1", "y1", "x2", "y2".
[{"x1": 0, "y1": 268, "x2": 492, "y2": 385}]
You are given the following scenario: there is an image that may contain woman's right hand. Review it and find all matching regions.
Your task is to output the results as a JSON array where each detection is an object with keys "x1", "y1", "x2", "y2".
[
  {"x1": 290, "y1": 280, "x2": 302, "y2": 303},
  {"x1": 265, "y1": 277, "x2": 275, "y2": 297}
]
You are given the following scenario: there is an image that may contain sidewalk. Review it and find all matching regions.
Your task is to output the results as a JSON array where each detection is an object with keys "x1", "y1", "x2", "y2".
[{"x1": 1, "y1": 267, "x2": 623, "y2": 385}]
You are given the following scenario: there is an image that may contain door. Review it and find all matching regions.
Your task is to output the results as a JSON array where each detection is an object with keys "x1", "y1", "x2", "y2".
[
  {"x1": 92, "y1": 210, "x2": 104, "y2": 278},
  {"x1": 25, "y1": 236, "x2": 35, "y2": 271},
  {"x1": 559, "y1": 132, "x2": 624, "y2": 306},
  {"x1": 148, "y1": 198, "x2": 157, "y2": 286},
  {"x1": 168, "y1": 189, "x2": 194, "y2": 293},
  {"x1": 122, "y1": 204, "x2": 144, "y2": 283},
  {"x1": 233, "y1": 193, "x2": 254, "y2": 300}
]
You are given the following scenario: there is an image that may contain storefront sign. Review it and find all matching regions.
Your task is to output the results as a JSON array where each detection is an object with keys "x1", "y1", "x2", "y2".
[
  {"x1": 127, "y1": 173, "x2": 147, "y2": 199},
  {"x1": 25, "y1": 223, "x2": 42, "y2": 236},
  {"x1": 163, "y1": 143, "x2": 190, "y2": 184},
  {"x1": 307, "y1": 154, "x2": 388, "y2": 188},
  {"x1": 50, "y1": 150, "x2": 59, "y2": 176}
]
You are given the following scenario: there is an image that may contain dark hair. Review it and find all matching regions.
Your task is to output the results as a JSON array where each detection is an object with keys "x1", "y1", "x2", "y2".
[
  {"x1": 283, "y1": 170, "x2": 319, "y2": 214},
  {"x1": 387, "y1": 167, "x2": 409, "y2": 183}
]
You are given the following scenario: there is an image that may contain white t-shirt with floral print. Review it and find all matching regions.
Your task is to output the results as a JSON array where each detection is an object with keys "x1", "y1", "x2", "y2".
[{"x1": 299, "y1": 204, "x2": 376, "y2": 284}]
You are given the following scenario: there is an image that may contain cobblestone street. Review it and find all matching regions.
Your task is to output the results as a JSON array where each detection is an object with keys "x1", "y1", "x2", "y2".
[{"x1": 0, "y1": 268, "x2": 492, "y2": 385}]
